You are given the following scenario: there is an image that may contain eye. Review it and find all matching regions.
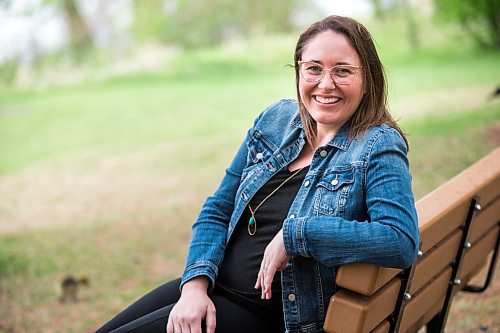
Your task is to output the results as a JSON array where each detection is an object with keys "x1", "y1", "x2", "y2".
[
  {"x1": 333, "y1": 66, "x2": 355, "y2": 77},
  {"x1": 305, "y1": 64, "x2": 323, "y2": 74}
]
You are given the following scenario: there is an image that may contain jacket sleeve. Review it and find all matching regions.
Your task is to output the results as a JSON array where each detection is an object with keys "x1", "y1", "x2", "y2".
[
  {"x1": 283, "y1": 128, "x2": 420, "y2": 269},
  {"x1": 180, "y1": 111, "x2": 267, "y2": 291}
]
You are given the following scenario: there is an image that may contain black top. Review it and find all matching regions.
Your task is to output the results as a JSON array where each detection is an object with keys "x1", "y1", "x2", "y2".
[{"x1": 216, "y1": 165, "x2": 309, "y2": 312}]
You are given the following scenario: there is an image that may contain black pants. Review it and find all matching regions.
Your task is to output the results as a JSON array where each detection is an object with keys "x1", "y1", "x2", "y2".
[{"x1": 95, "y1": 278, "x2": 285, "y2": 333}]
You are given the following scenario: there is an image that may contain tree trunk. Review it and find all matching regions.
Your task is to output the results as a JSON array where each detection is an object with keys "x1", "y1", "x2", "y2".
[
  {"x1": 63, "y1": 0, "x2": 93, "y2": 61},
  {"x1": 402, "y1": 0, "x2": 420, "y2": 50}
]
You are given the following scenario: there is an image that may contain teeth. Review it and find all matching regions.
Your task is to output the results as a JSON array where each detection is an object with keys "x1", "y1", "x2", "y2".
[{"x1": 315, "y1": 96, "x2": 340, "y2": 104}]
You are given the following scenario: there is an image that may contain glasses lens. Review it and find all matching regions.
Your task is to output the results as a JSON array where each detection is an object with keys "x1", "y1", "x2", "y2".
[
  {"x1": 331, "y1": 66, "x2": 356, "y2": 85},
  {"x1": 300, "y1": 62, "x2": 323, "y2": 82}
]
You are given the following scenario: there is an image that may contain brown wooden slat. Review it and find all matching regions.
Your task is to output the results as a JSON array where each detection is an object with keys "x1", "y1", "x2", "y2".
[
  {"x1": 323, "y1": 278, "x2": 401, "y2": 333},
  {"x1": 409, "y1": 230, "x2": 461, "y2": 294},
  {"x1": 474, "y1": 176, "x2": 500, "y2": 209},
  {"x1": 418, "y1": 199, "x2": 469, "y2": 253},
  {"x1": 459, "y1": 258, "x2": 488, "y2": 289},
  {"x1": 401, "y1": 299, "x2": 444, "y2": 333},
  {"x1": 458, "y1": 224, "x2": 499, "y2": 286},
  {"x1": 370, "y1": 320, "x2": 390, "y2": 333},
  {"x1": 469, "y1": 198, "x2": 500, "y2": 244},
  {"x1": 417, "y1": 148, "x2": 500, "y2": 252},
  {"x1": 398, "y1": 267, "x2": 452, "y2": 332},
  {"x1": 335, "y1": 264, "x2": 400, "y2": 296}
]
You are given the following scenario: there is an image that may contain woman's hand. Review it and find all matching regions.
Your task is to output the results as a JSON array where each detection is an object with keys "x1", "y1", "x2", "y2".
[
  {"x1": 166, "y1": 277, "x2": 216, "y2": 333},
  {"x1": 255, "y1": 229, "x2": 291, "y2": 299}
]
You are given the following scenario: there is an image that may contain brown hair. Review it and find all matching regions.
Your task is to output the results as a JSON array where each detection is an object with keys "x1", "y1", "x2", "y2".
[{"x1": 294, "y1": 15, "x2": 408, "y2": 148}]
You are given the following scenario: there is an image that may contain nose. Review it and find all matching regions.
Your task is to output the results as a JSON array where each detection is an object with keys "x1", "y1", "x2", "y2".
[{"x1": 317, "y1": 71, "x2": 337, "y2": 90}]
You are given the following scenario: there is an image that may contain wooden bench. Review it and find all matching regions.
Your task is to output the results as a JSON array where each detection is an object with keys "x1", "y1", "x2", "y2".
[{"x1": 323, "y1": 147, "x2": 500, "y2": 333}]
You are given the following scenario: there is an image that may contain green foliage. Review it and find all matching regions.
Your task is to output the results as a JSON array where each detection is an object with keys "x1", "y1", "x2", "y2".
[
  {"x1": 0, "y1": 58, "x2": 18, "y2": 85},
  {"x1": 132, "y1": 0, "x2": 309, "y2": 48},
  {"x1": 434, "y1": 0, "x2": 500, "y2": 48},
  {"x1": 131, "y1": 0, "x2": 171, "y2": 43}
]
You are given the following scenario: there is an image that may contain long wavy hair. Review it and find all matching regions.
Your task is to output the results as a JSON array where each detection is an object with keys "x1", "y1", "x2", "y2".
[{"x1": 294, "y1": 15, "x2": 408, "y2": 148}]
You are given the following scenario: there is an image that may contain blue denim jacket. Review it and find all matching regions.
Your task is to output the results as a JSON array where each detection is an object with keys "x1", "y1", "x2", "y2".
[{"x1": 181, "y1": 99, "x2": 419, "y2": 333}]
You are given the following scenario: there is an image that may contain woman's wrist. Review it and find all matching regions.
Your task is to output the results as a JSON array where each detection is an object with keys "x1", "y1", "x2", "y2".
[{"x1": 182, "y1": 276, "x2": 209, "y2": 294}]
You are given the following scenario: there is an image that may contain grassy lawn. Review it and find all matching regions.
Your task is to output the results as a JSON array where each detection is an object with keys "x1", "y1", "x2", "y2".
[{"x1": 0, "y1": 20, "x2": 499, "y2": 332}]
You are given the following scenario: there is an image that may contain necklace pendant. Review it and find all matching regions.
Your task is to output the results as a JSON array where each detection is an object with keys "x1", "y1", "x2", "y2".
[{"x1": 248, "y1": 216, "x2": 256, "y2": 236}]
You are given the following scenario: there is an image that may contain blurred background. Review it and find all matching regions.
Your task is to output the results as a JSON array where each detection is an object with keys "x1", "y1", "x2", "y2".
[{"x1": 0, "y1": 0, "x2": 498, "y2": 332}]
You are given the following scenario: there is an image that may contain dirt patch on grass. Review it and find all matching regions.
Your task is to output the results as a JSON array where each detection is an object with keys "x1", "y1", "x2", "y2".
[
  {"x1": 390, "y1": 86, "x2": 496, "y2": 122},
  {"x1": 485, "y1": 123, "x2": 500, "y2": 146},
  {"x1": 0, "y1": 140, "x2": 222, "y2": 234}
]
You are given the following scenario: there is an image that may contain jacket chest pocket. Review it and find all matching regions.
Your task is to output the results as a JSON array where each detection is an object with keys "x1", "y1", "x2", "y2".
[
  {"x1": 242, "y1": 130, "x2": 278, "y2": 181},
  {"x1": 314, "y1": 167, "x2": 354, "y2": 216}
]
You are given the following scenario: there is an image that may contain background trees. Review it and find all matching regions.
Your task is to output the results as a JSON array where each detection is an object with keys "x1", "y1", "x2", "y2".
[{"x1": 434, "y1": 0, "x2": 499, "y2": 48}]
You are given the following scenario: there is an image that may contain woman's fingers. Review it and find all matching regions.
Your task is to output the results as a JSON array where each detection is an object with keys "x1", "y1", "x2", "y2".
[
  {"x1": 166, "y1": 318, "x2": 173, "y2": 333},
  {"x1": 174, "y1": 321, "x2": 183, "y2": 333},
  {"x1": 205, "y1": 304, "x2": 217, "y2": 333},
  {"x1": 256, "y1": 229, "x2": 290, "y2": 299}
]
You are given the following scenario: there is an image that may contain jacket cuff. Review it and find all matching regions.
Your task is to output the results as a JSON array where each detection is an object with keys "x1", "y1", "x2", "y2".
[
  {"x1": 283, "y1": 217, "x2": 309, "y2": 257},
  {"x1": 180, "y1": 260, "x2": 218, "y2": 292}
]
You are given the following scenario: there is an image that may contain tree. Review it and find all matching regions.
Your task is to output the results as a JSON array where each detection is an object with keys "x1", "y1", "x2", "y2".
[
  {"x1": 61, "y1": 0, "x2": 93, "y2": 61},
  {"x1": 434, "y1": 0, "x2": 500, "y2": 48}
]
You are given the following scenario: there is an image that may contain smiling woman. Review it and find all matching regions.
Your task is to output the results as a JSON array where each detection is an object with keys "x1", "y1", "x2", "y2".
[
  {"x1": 95, "y1": 15, "x2": 419, "y2": 333},
  {"x1": 297, "y1": 30, "x2": 365, "y2": 146}
]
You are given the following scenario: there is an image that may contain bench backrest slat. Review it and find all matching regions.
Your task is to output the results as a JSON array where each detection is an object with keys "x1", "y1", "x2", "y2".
[
  {"x1": 399, "y1": 267, "x2": 453, "y2": 332},
  {"x1": 370, "y1": 320, "x2": 390, "y2": 333},
  {"x1": 409, "y1": 230, "x2": 461, "y2": 294},
  {"x1": 468, "y1": 198, "x2": 500, "y2": 244},
  {"x1": 458, "y1": 223, "x2": 498, "y2": 288}
]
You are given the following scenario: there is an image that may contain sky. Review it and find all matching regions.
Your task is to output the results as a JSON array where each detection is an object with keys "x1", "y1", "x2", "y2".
[{"x1": 0, "y1": 0, "x2": 373, "y2": 65}]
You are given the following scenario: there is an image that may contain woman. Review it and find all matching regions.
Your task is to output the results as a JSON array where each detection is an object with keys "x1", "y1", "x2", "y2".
[{"x1": 96, "y1": 15, "x2": 419, "y2": 333}]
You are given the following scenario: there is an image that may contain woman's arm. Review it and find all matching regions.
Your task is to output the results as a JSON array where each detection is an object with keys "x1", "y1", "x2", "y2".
[{"x1": 283, "y1": 127, "x2": 420, "y2": 269}]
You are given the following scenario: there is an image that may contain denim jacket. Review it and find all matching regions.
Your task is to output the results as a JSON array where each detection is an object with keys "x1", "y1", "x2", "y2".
[{"x1": 181, "y1": 99, "x2": 419, "y2": 333}]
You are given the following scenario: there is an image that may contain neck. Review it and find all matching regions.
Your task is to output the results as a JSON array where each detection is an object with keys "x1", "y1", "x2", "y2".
[{"x1": 313, "y1": 124, "x2": 339, "y2": 148}]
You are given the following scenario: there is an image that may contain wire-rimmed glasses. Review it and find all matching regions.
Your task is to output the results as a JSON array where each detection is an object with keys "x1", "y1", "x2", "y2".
[{"x1": 297, "y1": 61, "x2": 362, "y2": 85}]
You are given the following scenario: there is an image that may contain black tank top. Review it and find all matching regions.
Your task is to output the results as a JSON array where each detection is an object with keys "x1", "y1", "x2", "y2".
[{"x1": 216, "y1": 166, "x2": 308, "y2": 310}]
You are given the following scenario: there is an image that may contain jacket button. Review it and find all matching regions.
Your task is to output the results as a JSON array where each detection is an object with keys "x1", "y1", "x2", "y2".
[
  {"x1": 319, "y1": 150, "x2": 328, "y2": 157},
  {"x1": 304, "y1": 180, "x2": 310, "y2": 187},
  {"x1": 331, "y1": 179, "x2": 339, "y2": 186},
  {"x1": 256, "y1": 152, "x2": 264, "y2": 160},
  {"x1": 289, "y1": 214, "x2": 296, "y2": 219},
  {"x1": 288, "y1": 293, "x2": 296, "y2": 302}
]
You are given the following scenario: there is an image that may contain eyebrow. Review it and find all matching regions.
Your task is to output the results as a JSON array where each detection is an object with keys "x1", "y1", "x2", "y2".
[{"x1": 304, "y1": 59, "x2": 355, "y2": 66}]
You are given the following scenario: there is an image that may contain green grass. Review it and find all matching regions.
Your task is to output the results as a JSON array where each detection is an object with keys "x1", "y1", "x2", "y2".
[{"x1": 406, "y1": 102, "x2": 499, "y2": 198}]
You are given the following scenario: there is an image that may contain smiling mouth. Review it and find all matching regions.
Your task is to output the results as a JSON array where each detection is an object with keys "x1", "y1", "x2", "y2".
[{"x1": 314, "y1": 96, "x2": 340, "y2": 105}]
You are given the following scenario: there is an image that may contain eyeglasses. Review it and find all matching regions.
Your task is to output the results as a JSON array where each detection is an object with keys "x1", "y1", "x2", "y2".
[{"x1": 297, "y1": 61, "x2": 362, "y2": 85}]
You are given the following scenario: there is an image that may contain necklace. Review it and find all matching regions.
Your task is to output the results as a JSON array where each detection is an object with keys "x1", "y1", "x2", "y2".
[{"x1": 247, "y1": 166, "x2": 305, "y2": 236}]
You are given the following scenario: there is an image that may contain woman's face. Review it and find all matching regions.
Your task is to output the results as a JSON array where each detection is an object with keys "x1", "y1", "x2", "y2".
[{"x1": 299, "y1": 30, "x2": 364, "y2": 136}]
